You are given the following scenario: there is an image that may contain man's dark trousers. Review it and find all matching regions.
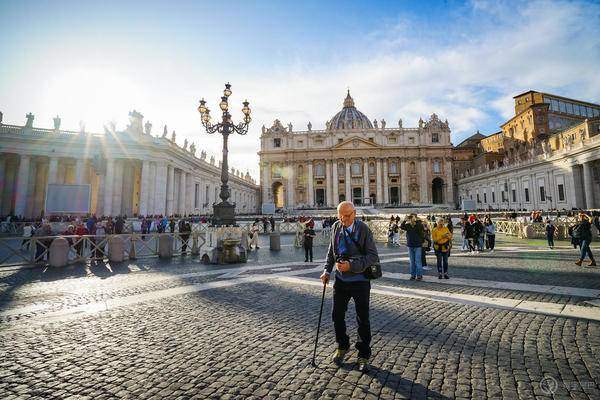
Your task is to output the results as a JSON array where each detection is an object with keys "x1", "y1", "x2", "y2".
[
  {"x1": 304, "y1": 245, "x2": 313, "y2": 262},
  {"x1": 332, "y1": 279, "x2": 371, "y2": 359}
]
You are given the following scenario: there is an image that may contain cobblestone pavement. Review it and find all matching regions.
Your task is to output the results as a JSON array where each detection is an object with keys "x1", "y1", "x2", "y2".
[{"x1": 1, "y1": 234, "x2": 600, "y2": 399}]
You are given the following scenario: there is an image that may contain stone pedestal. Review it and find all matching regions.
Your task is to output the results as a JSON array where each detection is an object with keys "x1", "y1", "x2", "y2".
[
  {"x1": 49, "y1": 237, "x2": 69, "y2": 267},
  {"x1": 212, "y1": 201, "x2": 236, "y2": 226},
  {"x1": 269, "y1": 233, "x2": 281, "y2": 251},
  {"x1": 108, "y1": 236, "x2": 125, "y2": 262},
  {"x1": 158, "y1": 235, "x2": 174, "y2": 259},
  {"x1": 202, "y1": 226, "x2": 247, "y2": 264}
]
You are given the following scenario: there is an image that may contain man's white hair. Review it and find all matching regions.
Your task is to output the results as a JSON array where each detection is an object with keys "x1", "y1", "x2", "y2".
[{"x1": 337, "y1": 201, "x2": 355, "y2": 212}]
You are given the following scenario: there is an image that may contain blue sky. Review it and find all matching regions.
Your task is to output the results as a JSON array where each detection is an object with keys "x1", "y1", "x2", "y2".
[{"x1": 1, "y1": 0, "x2": 599, "y2": 178}]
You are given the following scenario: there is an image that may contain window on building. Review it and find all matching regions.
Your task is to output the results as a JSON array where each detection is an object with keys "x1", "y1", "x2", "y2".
[
  {"x1": 368, "y1": 138, "x2": 374, "y2": 142},
  {"x1": 566, "y1": 102, "x2": 574, "y2": 114},
  {"x1": 298, "y1": 140, "x2": 303, "y2": 147},
  {"x1": 410, "y1": 161, "x2": 416, "y2": 174},
  {"x1": 315, "y1": 139, "x2": 323, "y2": 145},
  {"x1": 432, "y1": 132, "x2": 439, "y2": 143},
  {"x1": 484, "y1": 193, "x2": 487, "y2": 203},
  {"x1": 540, "y1": 186, "x2": 546, "y2": 202},
  {"x1": 194, "y1": 184, "x2": 199, "y2": 208},
  {"x1": 409, "y1": 137, "x2": 415, "y2": 144},
  {"x1": 476, "y1": 193, "x2": 480, "y2": 203},
  {"x1": 559, "y1": 101, "x2": 566, "y2": 113},
  {"x1": 388, "y1": 137, "x2": 397, "y2": 144},
  {"x1": 205, "y1": 185, "x2": 210, "y2": 204},
  {"x1": 352, "y1": 162, "x2": 361, "y2": 175},
  {"x1": 558, "y1": 184, "x2": 565, "y2": 201},
  {"x1": 273, "y1": 165, "x2": 282, "y2": 178},
  {"x1": 512, "y1": 189, "x2": 516, "y2": 203},
  {"x1": 492, "y1": 191, "x2": 495, "y2": 203},
  {"x1": 273, "y1": 138, "x2": 281, "y2": 148},
  {"x1": 338, "y1": 138, "x2": 343, "y2": 144},
  {"x1": 315, "y1": 164, "x2": 325, "y2": 177},
  {"x1": 433, "y1": 160, "x2": 441, "y2": 174},
  {"x1": 338, "y1": 163, "x2": 344, "y2": 175},
  {"x1": 524, "y1": 188, "x2": 530, "y2": 202},
  {"x1": 390, "y1": 162, "x2": 398, "y2": 174}
]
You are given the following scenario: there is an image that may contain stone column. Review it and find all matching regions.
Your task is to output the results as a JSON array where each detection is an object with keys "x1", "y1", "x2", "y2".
[
  {"x1": 14, "y1": 155, "x2": 30, "y2": 217},
  {"x1": 139, "y1": 160, "x2": 150, "y2": 216},
  {"x1": 345, "y1": 160, "x2": 351, "y2": 202},
  {"x1": 420, "y1": 158, "x2": 428, "y2": 203},
  {"x1": 75, "y1": 159, "x2": 85, "y2": 184},
  {"x1": 48, "y1": 157, "x2": 59, "y2": 184},
  {"x1": 383, "y1": 160, "x2": 389, "y2": 204},
  {"x1": 186, "y1": 173, "x2": 194, "y2": 213},
  {"x1": 112, "y1": 160, "x2": 123, "y2": 215},
  {"x1": 376, "y1": 159, "x2": 382, "y2": 205},
  {"x1": 166, "y1": 164, "x2": 175, "y2": 215},
  {"x1": 25, "y1": 158, "x2": 37, "y2": 218},
  {"x1": 363, "y1": 159, "x2": 369, "y2": 204},
  {"x1": 148, "y1": 163, "x2": 156, "y2": 215},
  {"x1": 286, "y1": 162, "x2": 295, "y2": 209},
  {"x1": 400, "y1": 159, "x2": 408, "y2": 203},
  {"x1": 583, "y1": 161, "x2": 595, "y2": 209},
  {"x1": 262, "y1": 162, "x2": 271, "y2": 204},
  {"x1": 178, "y1": 170, "x2": 186, "y2": 215},
  {"x1": 569, "y1": 165, "x2": 585, "y2": 209},
  {"x1": 445, "y1": 157, "x2": 454, "y2": 207},
  {"x1": 155, "y1": 162, "x2": 168, "y2": 215},
  {"x1": 104, "y1": 159, "x2": 114, "y2": 216},
  {"x1": 332, "y1": 159, "x2": 339, "y2": 205},
  {"x1": 326, "y1": 160, "x2": 333, "y2": 206},
  {"x1": 307, "y1": 162, "x2": 314, "y2": 206}
]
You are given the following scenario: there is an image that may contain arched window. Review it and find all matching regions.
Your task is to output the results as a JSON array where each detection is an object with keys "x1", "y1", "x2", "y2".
[
  {"x1": 352, "y1": 162, "x2": 361, "y2": 175},
  {"x1": 433, "y1": 160, "x2": 441, "y2": 174},
  {"x1": 390, "y1": 162, "x2": 398, "y2": 174},
  {"x1": 315, "y1": 164, "x2": 325, "y2": 177},
  {"x1": 368, "y1": 162, "x2": 375, "y2": 175}
]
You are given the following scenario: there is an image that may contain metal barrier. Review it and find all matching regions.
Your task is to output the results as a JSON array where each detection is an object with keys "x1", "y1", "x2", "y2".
[{"x1": 0, "y1": 233, "x2": 207, "y2": 268}]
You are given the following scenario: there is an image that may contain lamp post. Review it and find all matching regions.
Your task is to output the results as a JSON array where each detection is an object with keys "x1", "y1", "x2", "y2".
[{"x1": 197, "y1": 83, "x2": 251, "y2": 226}]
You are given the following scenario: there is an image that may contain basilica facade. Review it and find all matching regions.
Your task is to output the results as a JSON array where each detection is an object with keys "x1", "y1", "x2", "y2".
[
  {"x1": 258, "y1": 91, "x2": 455, "y2": 209},
  {"x1": 0, "y1": 111, "x2": 260, "y2": 218}
]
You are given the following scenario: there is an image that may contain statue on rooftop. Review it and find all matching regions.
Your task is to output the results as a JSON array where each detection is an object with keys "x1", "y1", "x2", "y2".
[
  {"x1": 25, "y1": 113, "x2": 34, "y2": 128},
  {"x1": 144, "y1": 120, "x2": 152, "y2": 135},
  {"x1": 190, "y1": 142, "x2": 196, "y2": 155},
  {"x1": 53, "y1": 115, "x2": 61, "y2": 130},
  {"x1": 171, "y1": 130, "x2": 176, "y2": 142},
  {"x1": 307, "y1": 121, "x2": 312, "y2": 131},
  {"x1": 183, "y1": 138, "x2": 188, "y2": 150},
  {"x1": 381, "y1": 119, "x2": 386, "y2": 129},
  {"x1": 162, "y1": 125, "x2": 168, "y2": 138}
]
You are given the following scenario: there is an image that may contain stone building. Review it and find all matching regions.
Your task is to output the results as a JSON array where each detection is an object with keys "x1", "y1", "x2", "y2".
[
  {"x1": 258, "y1": 91, "x2": 455, "y2": 209},
  {"x1": 457, "y1": 91, "x2": 600, "y2": 211},
  {"x1": 0, "y1": 110, "x2": 260, "y2": 218}
]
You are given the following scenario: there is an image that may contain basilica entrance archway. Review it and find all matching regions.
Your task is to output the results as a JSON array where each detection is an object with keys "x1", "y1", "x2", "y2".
[
  {"x1": 432, "y1": 177, "x2": 444, "y2": 204},
  {"x1": 272, "y1": 182, "x2": 285, "y2": 208}
]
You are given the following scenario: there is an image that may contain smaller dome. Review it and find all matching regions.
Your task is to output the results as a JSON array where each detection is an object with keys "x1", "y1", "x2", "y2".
[{"x1": 328, "y1": 91, "x2": 373, "y2": 130}]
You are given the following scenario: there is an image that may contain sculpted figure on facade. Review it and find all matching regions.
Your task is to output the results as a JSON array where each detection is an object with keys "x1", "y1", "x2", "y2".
[
  {"x1": 127, "y1": 110, "x2": 144, "y2": 134},
  {"x1": 0, "y1": 111, "x2": 3, "y2": 125},
  {"x1": 288, "y1": 122, "x2": 293, "y2": 133},
  {"x1": 200, "y1": 150, "x2": 206, "y2": 160},
  {"x1": 171, "y1": 130, "x2": 176, "y2": 143},
  {"x1": 53, "y1": 115, "x2": 61, "y2": 130},
  {"x1": 144, "y1": 120, "x2": 152, "y2": 135},
  {"x1": 183, "y1": 138, "x2": 188, "y2": 150},
  {"x1": 398, "y1": 118, "x2": 402, "y2": 128},
  {"x1": 25, "y1": 113, "x2": 34, "y2": 128},
  {"x1": 418, "y1": 118, "x2": 424, "y2": 129},
  {"x1": 381, "y1": 119, "x2": 386, "y2": 129},
  {"x1": 189, "y1": 142, "x2": 196, "y2": 155},
  {"x1": 262, "y1": 125, "x2": 266, "y2": 135},
  {"x1": 210, "y1": 156, "x2": 214, "y2": 165},
  {"x1": 79, "y1": 120, "x2": 86, "y2": 135},
  {"x1": 162, "y1": 125, "x2": 168, "y2": 138},
  {"x1": 325, "y1": 120, "x2": 331, "y2": 130},
  {"x1": 373, "y1": 119, "x2": 378, "y2": 129},
  {"x1": 307, "y1": 121, "x2": 312, "y2": 131}
]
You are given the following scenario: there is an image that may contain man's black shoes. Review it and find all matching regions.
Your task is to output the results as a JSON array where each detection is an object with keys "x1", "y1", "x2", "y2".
[
  {"x1": 332, "y1": 348, "x2": 348, "y2": 366},
  {"x1": 357, "y1": 357, "x2": 369, "y2": 373}
]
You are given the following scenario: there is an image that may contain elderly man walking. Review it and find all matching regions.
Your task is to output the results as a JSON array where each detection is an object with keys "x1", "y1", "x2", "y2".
[{"x1": 320, "y1": 201, "x2": 380, "y2": 372}]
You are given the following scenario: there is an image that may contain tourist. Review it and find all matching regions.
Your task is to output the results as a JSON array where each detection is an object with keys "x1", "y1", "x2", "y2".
[
  {"x1": 421, "y1": 222, "x2": 432, "y2": 270},
  {"x1": 168, "y1": 218, "x2": 176, "y2": 233},
  {"x1": 474, "y1": 217, "x2": 485, "y2": 252},
  {"x1": 432, "y1": 218, "x2": 452, "y2": 279},
  {"x1": 21, "y1": 222, "x2": 34, "y2": 251},
  {"x1": 270, "y1": 215, "x2": 276, "y2": 232},
  {"x1": 249, "y1": 221, "x2": 260, "y2": 250},
  {"x1": 545, "y1": 219, "x2": 556, "y2": 249},
  {"x1": 574, "y1": 213, "x2": 596, "y2": 266},
  {"x1": 484, "y1": 217, "x2": 496, "y2": 252},
  {"x1": 94, "y1": 221, "x2": 106, "y2": 259},
  {"x1": 320, "y1": 201, "x2": 380, "y2": 372},
  {"x1": 400, "y1": 214, "x2": 425, "y2": 280},
  {"x1": 179, "y1": 218, "x2": 191, "y2": 254},
  {"x1": 303, "y1": 221, "x2": 316, "y2": 262},
  {"x1": 74, "y1": 222, "x2": 88, "y2": 257},
  {"x1": 262, "y1": 217, "x2": 268, "y2": 233}
]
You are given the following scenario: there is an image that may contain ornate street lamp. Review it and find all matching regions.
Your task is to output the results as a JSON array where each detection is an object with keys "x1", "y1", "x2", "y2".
[{"x1": 197, "y1": 83, "x2": 251, "y2": 226}]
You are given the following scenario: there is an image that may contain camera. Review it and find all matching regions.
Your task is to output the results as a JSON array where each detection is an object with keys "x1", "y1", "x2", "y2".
[{"x1": 336, "y1": 254, "x2": 350, "y2": 263}]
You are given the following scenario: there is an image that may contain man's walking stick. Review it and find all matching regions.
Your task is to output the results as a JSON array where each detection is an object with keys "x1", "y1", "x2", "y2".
[{"x1": 311, "y1": 282, "x2": 327, "y2": 367}]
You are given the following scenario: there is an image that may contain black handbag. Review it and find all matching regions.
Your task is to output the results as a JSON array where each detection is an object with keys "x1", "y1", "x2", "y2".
[{"x1": 343, "y1": 226, "x2": 382, "y2": 280}]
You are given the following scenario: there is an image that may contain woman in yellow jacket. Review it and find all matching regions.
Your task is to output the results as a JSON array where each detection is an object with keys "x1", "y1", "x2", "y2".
[{"x1": 432, "y1": 218, "x2": 452, "y2": 279}]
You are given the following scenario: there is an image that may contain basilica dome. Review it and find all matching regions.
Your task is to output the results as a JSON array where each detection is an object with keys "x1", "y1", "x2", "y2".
[{"x1": 328, "y1": 91, "x2": 373, "y2": 130}]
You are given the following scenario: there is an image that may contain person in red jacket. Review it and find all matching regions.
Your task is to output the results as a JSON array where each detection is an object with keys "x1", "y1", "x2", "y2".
[{"x1": 74, "y1": 222, "x2": 88, "y2": 258}]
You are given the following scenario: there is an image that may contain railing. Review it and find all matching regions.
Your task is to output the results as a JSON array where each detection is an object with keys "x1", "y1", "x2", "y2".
[{"x1": 0, "y1": 232, "x2": 207, "y2": 268}]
